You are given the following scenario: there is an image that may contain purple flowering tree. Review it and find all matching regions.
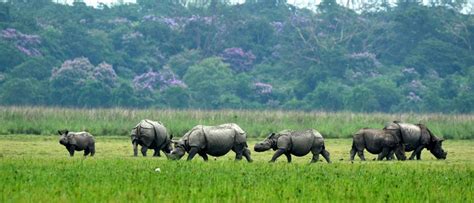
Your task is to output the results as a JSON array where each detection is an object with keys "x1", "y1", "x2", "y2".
[
  {"x1": 142, "y1": 15, "x2": 216, "y2": 31},
  {"x1": 1, "y1": 28, "x2": 42, "y2": 56},
  {"x1": 220, "y1": 47, "x2": 256, "y2": 72},
  {"x1": 51, "y1": 57, "x2": 117, "y2": 88},
  {"x1": 253, "y1": 82, "x2": 273, "y2": 94},
  {"x1": 347, "y1": 51, "x2": 382, "y2": 68},
  {"x1": 133, "y1": 67, "x2": 187, "y2": 92}
]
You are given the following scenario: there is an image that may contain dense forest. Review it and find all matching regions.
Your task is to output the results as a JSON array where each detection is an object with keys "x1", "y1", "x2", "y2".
[{"x1": 0, "y1": 0, "x2": 473, "y2": 112}]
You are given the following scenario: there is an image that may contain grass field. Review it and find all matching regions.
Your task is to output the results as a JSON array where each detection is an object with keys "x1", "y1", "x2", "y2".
[
  {"x1": 0, "y1": 107, "x2": 473, "y2": 139},
  {"x1": 1, "y1": 135, "x2": 472, "y2": 202}
]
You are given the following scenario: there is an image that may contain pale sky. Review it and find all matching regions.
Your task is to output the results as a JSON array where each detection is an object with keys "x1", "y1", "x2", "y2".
[
  {"x1": 78, "y1": 0, "x2": 323, "y2": 8},
  {"x1": 68, "y1": 0, "x2": 473, "y2": 13}
]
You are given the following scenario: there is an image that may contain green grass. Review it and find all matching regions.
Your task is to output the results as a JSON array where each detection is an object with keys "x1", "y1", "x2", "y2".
[
  {"x1": 0, "y1": 107, "x2": 473, "y2": 139},
  {"x1": 0, "y1": 135, "x2": 472, "y2": 202}
]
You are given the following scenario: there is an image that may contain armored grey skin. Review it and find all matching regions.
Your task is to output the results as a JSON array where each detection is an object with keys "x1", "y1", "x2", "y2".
[
  {"x1": 168, "y1": 123, "x2": 252, "y2": 162},
  {"x1": 58, "y1": 130, "x2": 95, "y2": 157},
  {"x1": 131, "y1": 119, "x2": 172, "y2": 157},
  {"x1": 384, "y1": 121, "x2": 447, "y2": 160},
  {"x1": 350, "y1": 128, "x2": 406, "y2": 161},
  {"x1": 254, "y1": 129, "x2": 330, "y2": 163}
]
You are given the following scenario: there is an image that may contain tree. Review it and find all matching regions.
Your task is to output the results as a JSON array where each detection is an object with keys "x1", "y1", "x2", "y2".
[
  {"x1": 183, "y1": 57, "x2": 237, "y2": 108},
  {"x1": 0, "y1": 78, "x2": 46, "y2": 105}
]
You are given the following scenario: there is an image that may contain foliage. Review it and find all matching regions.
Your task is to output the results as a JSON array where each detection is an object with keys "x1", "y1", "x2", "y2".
[{"x1": 0, "y1": 1, "x2": 472, "y2": 112}]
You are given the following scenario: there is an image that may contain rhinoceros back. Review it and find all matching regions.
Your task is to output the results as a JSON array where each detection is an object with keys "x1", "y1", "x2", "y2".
[
  {"x1": 134, "y1": 119, "x2": 168, "y2": 148},
  {"x1": 69, "y1": 132, "x2": 94, "y2": 150},
  {"x1": 286, "y1": 130, "x2": 320, "y2": 156},
  {"x1": 217, "y1": 123, "x2": 247, "y2": 144},
  {"x1": 202, "y1": 126, "x2": 236, "y2": 156},
  {"x1": 398, "y1": 123, "x2": 422, "y2": 150}
]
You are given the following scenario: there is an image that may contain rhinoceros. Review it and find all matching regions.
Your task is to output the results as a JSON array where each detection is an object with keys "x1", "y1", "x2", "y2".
[
  {"x1": 254, "y1": 129, "x2": 330, "y2": 163},
  {"x1": 350, "y1": 128, "x2": 406, "y2": 161},
  {"x1": 131, "y1": 119, "x2": 172, "y2": 157},
  {"x1": 58, "y1": 130, "x2": 95, "y2": 157},
  {"x1": 384, "y1": 121, "x2": 447, "y2": 160},
  {"x1": 168, "y1": 123, "x2": 252, "y2": 162}
]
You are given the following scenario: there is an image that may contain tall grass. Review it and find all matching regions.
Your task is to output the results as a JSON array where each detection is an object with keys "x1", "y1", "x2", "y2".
[{"x1": 0, "y1": 106, "x2": 473, "y2": 139}]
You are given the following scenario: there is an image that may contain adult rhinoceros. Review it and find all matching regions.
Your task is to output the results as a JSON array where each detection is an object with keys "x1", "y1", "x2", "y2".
[
  {"x1": 254, "y1": 129, "x2": 330, "y2": 163},
  {"x1": 350, "y1": 128, "x2": 406, "y2": 161},
  {"x1": 167, "y1": 123, "x2": 252, "y2": 162},
  {"x1": 131, "y1": 119, "x2": 172, "y2": 157},
  {"x1": 384, "y1": 121, "x2": 447, "y2": 160}
]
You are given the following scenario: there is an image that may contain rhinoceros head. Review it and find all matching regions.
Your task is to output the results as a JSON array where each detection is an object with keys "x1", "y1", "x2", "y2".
[
  {"x1": 429, "y1": 138, "x2": 447, "y2": 159},
  {"x1": 254, "y1": 133, "x2": 276, "y2": 152},
  {"x1": 168, "y1": 140, "x2": 186, "y2": 160},
  {"x1": 58, "y1": 130, "x2": 70, "y2": 145}
]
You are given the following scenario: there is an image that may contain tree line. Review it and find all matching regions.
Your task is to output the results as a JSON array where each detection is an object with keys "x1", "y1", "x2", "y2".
[{"x1": 0, "y1": 0, "x2": 473, "y2": 112}]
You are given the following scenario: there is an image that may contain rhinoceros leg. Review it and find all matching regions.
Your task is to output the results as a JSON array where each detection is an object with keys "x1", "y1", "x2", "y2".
[
  {"x1": 357, "y1": 150, "x2": 366, "y2": 161},
  {"x1": 321, "y1": 149, "x2": 331, "y2": 163},
  {"x1": 350, "y1": 146, "x2": 357, "y2": 161},
  {"x1": 132, "y1": 142, "x2": 138, "y2": 157},
  {"x1": 153, "y1": 149, "x2": 161, "y2": 157},
  {"x1": 141, "y1": 146, "x2": 148, "y2": 157},
  {"x1": 232, "y1": 144, "x2": 244, "y2": 161},
  {"x1": 387, "y1": 150, "x2": 395, "y2": 160},
  {"x1": 90, "y1": 145, "x2": 95, "y2": 157},
  {"x1": 198, "y1": 151, "x2": 208, "y2": 161},
  {"x1": 187, "y1": 147, "x2": 199, "y2": 161},
  {"x1": 377, "y1": 148, "x2": 390, "y2": 160},
  {"x1": 66, "y1": 146, "x2": 75, "y2": 157},
  {"x1": 270, "y1": 149, "x2": 286, "y2": 162},
  {"x1": 416, "y1": 149, "x2": 422, "y2": 160},
  {"x1": 310, "y1": 153, "x2": 319, "y2": 163},
  {"x1": 243, "y1": 148, "x2": 252, "y2": 162},
  {"x1": 310, "y1": 146, "x2": 322, "y2": 163},
  {"x1": 409, "y1": 146, "x2": 424, "y2": 160},
  {"x1": 84, "y1": 148, "x2": 90, "y2": 157},
  {"x1": 284, "y1": 152, "x2": 292, "y2": 163}
]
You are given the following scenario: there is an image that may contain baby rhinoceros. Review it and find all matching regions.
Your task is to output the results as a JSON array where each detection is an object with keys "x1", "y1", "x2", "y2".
[
  {"x1": 254, "y1": 129, "x2": 331, "y2": 163},
  {"x1": 58, "y1": 130, "x2": 95, "y2": 157}
]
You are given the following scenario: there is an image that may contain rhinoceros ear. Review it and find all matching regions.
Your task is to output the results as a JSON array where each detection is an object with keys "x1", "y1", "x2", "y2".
[
  {"x1": 169, "y1": 134, "x2": 173, "y2": 140},
  {"x1": 268, "y1": 133, "x2": 275, "y2": 139},
  {"x1": 64, "y1": 130, "x2": 69, "y2": 135},
  {"x1": 58, "y1": 130, "x2": 62, "y2": 135}
]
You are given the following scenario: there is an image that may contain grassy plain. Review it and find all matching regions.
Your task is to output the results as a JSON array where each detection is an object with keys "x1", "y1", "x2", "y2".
[
  {"x1": 0, "y1": 135, "x2": 472, "y2": 202},
  {"x1": 0, "y1": 107, "x2": 473, "y2": 139}
]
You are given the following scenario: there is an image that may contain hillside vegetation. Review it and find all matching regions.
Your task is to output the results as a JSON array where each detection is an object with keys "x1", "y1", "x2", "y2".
[{"x1": 0, "y1": 0, "x2": 473, "y2": 112}]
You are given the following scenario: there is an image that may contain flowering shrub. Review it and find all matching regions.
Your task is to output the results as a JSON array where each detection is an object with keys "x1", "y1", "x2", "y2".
[
  {"x1": 51, "y1": 57, "x2": 117, "y2": 88},
  {"x1": 407, "y1": 92, "x2": 422, "y2": 102},
  {"x1": 254, "y1": 82, "x2": 273, "y2": 94},
  {"x1": 133, "y1": 67, "x2": 186, "y2": 92},
  {"x1": 142, "y1": 15, "x2": 215, "y2": 31},
  {"x1": 347, "y1": 51, "x2": 382, "y2": 68},
  {"x1": 270, "y1": 21, "x2": 284, "y2": 33},
  {"x1": 122, "y1": 31, "x2": 144, "y2": 41},
  {"x1": 220, "y1": 47, "x2": 256, "y2": 72},
  {"x1": 1, "y1": 28, "x2": 42, "y2": 56}
]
